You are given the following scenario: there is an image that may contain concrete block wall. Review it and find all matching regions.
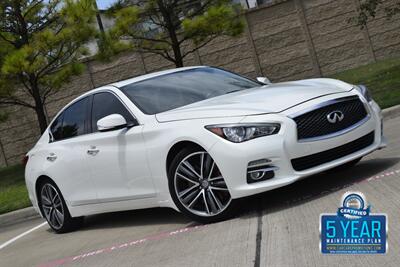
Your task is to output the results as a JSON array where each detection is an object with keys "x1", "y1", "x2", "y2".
[{"x1": 0, "y1": 0, "x2": 399, "y2": 167}]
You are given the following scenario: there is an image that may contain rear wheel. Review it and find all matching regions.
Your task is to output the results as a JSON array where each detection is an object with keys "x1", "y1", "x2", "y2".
[
  {"x1": 39, "y1": 180, "x2": 83, "y2": 233},
  {"x1": 168, "y1": 147, "x2": 236, "y2": 223}
]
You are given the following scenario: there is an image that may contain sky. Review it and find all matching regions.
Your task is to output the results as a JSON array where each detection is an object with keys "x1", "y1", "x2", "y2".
[{"x1": 96, "y1": 0, "x2": 118, "y2": 10}]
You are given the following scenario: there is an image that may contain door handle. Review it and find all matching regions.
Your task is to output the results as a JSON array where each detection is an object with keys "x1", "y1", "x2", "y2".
[
  {"x1": 46, "y1": 153, "x2": 57, "y2": 162},
  {"x1": 87, "y1": 146, "x2": 100, "y2": 156}
]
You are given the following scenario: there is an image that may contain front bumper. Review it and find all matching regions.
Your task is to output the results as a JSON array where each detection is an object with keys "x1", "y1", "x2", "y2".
[{"x1": 208, "y1": 93, "x2": 386, "y2": 199}]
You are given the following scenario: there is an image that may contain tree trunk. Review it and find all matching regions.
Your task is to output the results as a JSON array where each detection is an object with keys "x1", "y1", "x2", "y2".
[
  {"x1": 35, "y1": 104, "x2": 48, "y2": 134},
  {"x1": 173, "y1": 47, "x2": 184, "y2": 67},
  {"x1": 30, "y1": 81, "x2": 48, "y2": 134},
  {"x1": 157, "y1": 0, "x2": 184, "y2": 68}
]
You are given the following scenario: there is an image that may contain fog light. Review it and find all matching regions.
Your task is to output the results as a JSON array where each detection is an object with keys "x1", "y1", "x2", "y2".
[
  {"x1": 250, "y1": 171, "x2": 265, "y2": 180},
  {"x1": 247, "y1": 159, "x2": 278, "y2": 184}
]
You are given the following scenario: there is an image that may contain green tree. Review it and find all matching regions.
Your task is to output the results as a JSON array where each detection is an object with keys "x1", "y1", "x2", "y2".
[
  {"x1": 105, "y1": 0, "x2": 244, "y2": 67},
  {"x1": 353, "y1": 0, "x2": 400, "y2": 27},
  {"x1": 0, "y1": 0, "x2": 97, "y2": 133}
]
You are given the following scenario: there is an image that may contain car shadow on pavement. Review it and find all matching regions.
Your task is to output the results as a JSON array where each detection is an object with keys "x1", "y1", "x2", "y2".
[
  {"x1": 76, "y1": 207, "x2": 191, "y2": 232},
  {"x1": 239, "y1": 157, "x2": 400, "y2": 217},
  {"x1": 55, "y1": 157, "x2": 398, "y2": 231}
]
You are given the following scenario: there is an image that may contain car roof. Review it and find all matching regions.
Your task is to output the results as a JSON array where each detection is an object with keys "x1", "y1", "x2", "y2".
[
  {"x1": 52, "y1": 66, "x2": 208, "y2": 120},
  {"x1": 110, "y1": 66, "x2": 207, "y2": 88}
]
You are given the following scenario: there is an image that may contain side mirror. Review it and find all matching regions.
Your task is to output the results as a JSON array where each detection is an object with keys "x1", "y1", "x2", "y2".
[
  {"x1": 97, "y1": 114, "x2": 128, "y2": 132},
  {"x1": 257, "y1": 77, "x2": 271, "y2": 85}
]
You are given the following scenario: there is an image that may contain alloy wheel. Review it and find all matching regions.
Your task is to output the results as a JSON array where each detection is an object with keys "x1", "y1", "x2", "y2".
[
  {"x1": 40, "y1": 183, "x2": 64, "y2": 230},
  {"x1": 174, "y1": 151, "x2": 231, "y2": 217}
]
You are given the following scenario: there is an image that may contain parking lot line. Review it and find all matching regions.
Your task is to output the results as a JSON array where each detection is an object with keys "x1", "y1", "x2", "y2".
[
  {"x1": 37, "y1": 223, "x2": 205, "y2": 267},
  {"x1": 0, "y1": 222, "x2": 47, "y2": 250}
]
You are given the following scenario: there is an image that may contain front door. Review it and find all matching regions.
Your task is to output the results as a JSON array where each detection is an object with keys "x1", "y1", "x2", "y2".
[{"x1": 88, "y1": 92, "x2": 155, "y2": 203}]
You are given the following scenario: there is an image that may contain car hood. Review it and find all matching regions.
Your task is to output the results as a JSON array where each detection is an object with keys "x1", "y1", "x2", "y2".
[{"x1": 155, "y1": 78, "x2": 354, "y2": 122}]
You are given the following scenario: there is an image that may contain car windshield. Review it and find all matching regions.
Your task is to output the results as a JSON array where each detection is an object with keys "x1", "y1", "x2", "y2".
[{"x1": 120, "y1": 67, "x2": 261, "y2": 114}]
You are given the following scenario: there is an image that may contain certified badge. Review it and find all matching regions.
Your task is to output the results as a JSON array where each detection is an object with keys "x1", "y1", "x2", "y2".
[{"x1": 320, "y1": 191, "x2": 387, "y2": 254}]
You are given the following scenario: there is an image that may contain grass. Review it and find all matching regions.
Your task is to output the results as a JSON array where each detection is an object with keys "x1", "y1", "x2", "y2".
[
  {"x1": 332, "y1": 57, "x2": 400, "y2": 109},
  {"x1": 0, "y1": 164, "x2": 31, "y2": 215}
]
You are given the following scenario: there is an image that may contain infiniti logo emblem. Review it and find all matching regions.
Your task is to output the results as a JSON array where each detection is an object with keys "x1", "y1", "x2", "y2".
[{"x1": 327, "y1": 110, "x2": 344, "y2": 123}]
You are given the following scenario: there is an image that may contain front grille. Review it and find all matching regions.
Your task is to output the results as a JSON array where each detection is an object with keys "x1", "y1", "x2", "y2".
[
  {"x1": 292, "y1": 96, "x2": 368, "y2": 141},
  {"x1": 291, "y1": 131, "x2": 374, "y2": 171}
]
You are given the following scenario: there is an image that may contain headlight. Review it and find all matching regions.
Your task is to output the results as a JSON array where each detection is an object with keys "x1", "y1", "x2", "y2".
[
  {"x1": 356, "y1": 85, "x2": 372, "y2": 102},
  {"x1": 205, "y1": 123, "x2": 280, "y2": 143}
]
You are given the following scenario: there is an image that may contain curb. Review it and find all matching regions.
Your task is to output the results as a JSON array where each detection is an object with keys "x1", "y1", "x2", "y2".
[
  {"x1": 382, "y1": 104, "x2": 400, "y2": 120},
  {"x1": 0, "y1": 207, "x2": 40, "y2": 227},
  {"x1": 0, "y1": 105, "x2": 399, "y2": 227}
]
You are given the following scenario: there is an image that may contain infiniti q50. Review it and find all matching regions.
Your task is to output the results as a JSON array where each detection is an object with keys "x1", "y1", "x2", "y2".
[{"x1": 24, "y1": 66, "x2": 386, "y2": 232}]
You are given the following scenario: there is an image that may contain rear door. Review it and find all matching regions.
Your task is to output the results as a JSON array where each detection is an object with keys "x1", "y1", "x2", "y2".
[
  {"x1": 47, "y1": 96, "x2": 98, "y2": 206},
  {"x1": 87, "y1": 91, "x2": 155, "y2": 203}
]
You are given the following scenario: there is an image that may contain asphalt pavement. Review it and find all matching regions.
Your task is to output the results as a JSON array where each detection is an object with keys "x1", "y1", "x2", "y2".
[{"x1": 0, "y1": 116, "x2": 399, "y2": 267}]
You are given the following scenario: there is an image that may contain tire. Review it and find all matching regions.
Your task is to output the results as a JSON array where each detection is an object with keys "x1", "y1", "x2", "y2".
[
  {"x1": 38, "y1": 180, "x2": 83, "y2": 233},
  {"x1": 168, "y1": 146, "x2": 237, "y2": 223},
  {"x1": 332, "y1": 157, "x2": 363, "y2": 171}
]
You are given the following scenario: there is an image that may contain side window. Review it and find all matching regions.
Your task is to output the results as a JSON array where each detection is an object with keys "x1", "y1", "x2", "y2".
[
  {"x1": 49, "y1": 97, "x2": 89, "y2": 142},
  {"x1": 91, "y1": 92, "x2": 135, "y2": 132},
  {"x1": 50, "y1": 112, "x2": 64, "y2": 142},
  {"x1": 62, "y1": 97, "x2": 89, "y2": 139}
]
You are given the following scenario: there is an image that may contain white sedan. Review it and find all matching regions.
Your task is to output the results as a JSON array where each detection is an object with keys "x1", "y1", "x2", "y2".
[{"x1": 25, "y1": 66, "x2": 386, "y2": 232}]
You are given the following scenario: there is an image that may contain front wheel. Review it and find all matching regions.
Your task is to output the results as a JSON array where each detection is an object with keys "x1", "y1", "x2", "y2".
[
  {"x1": 168, "y1": 147, "x2": 236, "y2": 223},
  {"x1": 39, "y1": 180, "x2": 83, "y2": 233}
]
